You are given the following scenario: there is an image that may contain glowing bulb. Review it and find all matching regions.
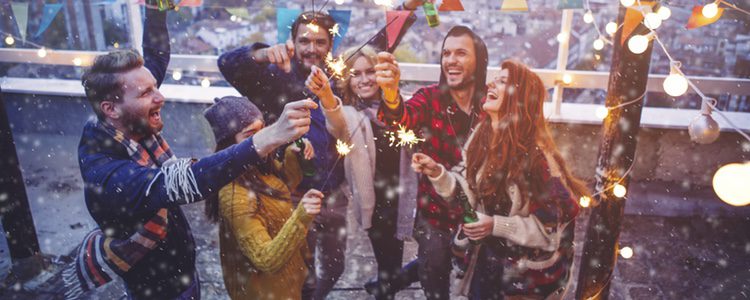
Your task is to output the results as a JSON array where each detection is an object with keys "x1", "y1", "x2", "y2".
[
  {"x1": 628, "y1": 34, "x2": 649, "y2": 54},
  {"x1": 37, "y1": 48, "x2": 47, "y2": 58},
  {"x1": 595, "y1": 106, "x2": 609, "y2": 120},
  {"x1": 620, "y1": 0, "x2": 635, "y2": 7},
  {"x1": 593, "y1": 38, "x2": 605, "y2": 51},
  {"x1": 663, "y1": 73, "x2": 688, "y2": 97},
  {"x1": 556, "y1": 32, "x2": 569, "y2": 43},
  {"x1": 562, "y1": 73, "x2": 573, "y2": 85},
  {"x1": 4, "y1": 35, "x2": 14, "y2": 45},
  {"x1": 172, "y1": 69, "x2": 183, "y2": 81},
  {"x1": 113, "y1": 42, "x2": 120, "y2": 48},
  {"x1": 335, "y1": 0, "x2": 345, "y2": 4},
  {"x1": 702, "y1": 2, "x2": 719, "y2": 19},
  {"x1": 657, "y1": 6, "x2": 671, "y2": 20},
  {"x1": 620, "y1": 246, "x2": 634, "y2": 259},
  {"x1": 73, "y1": 57, "x2": 82, "y2": 66},
  {"x1": 605, "y1": 22, "x2": 618, "y2": 36},
  {"x1": 613, "y1": 183, "x2": 627, "y2": 198},
  {"x1": 583, "y1": 10, "x2": 594, "y2": 24},
  {"x1": 579, "y1": 196, "x2": 591, "y2": 208},
  {"x1": 201, "y1": 78, "x2": 211, "y2": 88},
  {"x1": 230, "y1": 15, "x2": 237, "y2": 22},
  {"x1": 712, "y1": 163, "x2": 750, "y2": 206},
  {"x1": 644, "y1": 12, "x2": 662, "y2": 29}
]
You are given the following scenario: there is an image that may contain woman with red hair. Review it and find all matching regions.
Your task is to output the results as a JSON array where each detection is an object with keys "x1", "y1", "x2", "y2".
[{"x1": 412, "y1": 60, "x2": 590, "y2": 299}]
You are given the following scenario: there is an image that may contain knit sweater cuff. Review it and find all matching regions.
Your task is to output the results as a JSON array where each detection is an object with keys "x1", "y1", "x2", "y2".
[
  {"x1": 293, "y1": 203, "x2": 314, "y2": 226},
  {"x1": 492, "y1": 215, "x2": 519, "y2": 238},
  {"x1": 428, "y1": 165, "x2": 455, "y2": 199}
]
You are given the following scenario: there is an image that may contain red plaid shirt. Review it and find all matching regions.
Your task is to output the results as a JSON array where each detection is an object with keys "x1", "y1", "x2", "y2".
[{"x1": 379, "y1": 84, "x2": 483, "y2": 231}]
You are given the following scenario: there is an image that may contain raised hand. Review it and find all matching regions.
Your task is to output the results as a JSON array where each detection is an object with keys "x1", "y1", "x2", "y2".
[
  {"x1": 411, "y1": 153, "x2": 442, "y2": 178},
  {"x1": 305, "y1": 65, "x2": 335, "y2": 103},
  {"x1": 374, "y1": 52, "x2": 401, "y2": 106},
  {"x1": 300, "y1": 189, "x2": 324, "y2": 216},
  {"x1": 252, "y1": 99, "x2": 318, "y2": 157},
  {"x1": 257, "y1": 40, "x2": 295, "y2": 73}
]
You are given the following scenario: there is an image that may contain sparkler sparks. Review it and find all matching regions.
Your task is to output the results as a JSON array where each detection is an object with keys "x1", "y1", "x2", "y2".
[
  {"x1": 329, "y1": 23, "x2": 341, "y2": 37},
  {"x1": 306, "y1": 22, "x2": 321, "y2": 33},
  {"x1": 335, "y1": 139, "x2": 354, "y2": 156},
  {"x1": 386, "y1": 125, "x2": 425, "y2": 148},
  {"x1": 325, "y1": 53, "x2": 347, "y2": 80}
]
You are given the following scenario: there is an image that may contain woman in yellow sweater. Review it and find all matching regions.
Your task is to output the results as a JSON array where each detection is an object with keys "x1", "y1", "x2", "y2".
[{"x1": 203, "y1": 96, "x2": 323, "y2": 300}]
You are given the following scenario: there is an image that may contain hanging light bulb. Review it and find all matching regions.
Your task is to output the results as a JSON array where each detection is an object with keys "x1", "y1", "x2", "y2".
[
  {"x1": 557, "y1": 32, "x2": 569, "y2": 43},
  {"x1": 663, "y1": 61, "x2": 689, "y2": 97},
  {"x1": 335, "y1": 0, "x2": 345, "y2": 4},
  {"x1": 583, "y1": 10, "x2": 594, "y2": 24},
  {"x1": 657, "y1": 6, "x2": 672, "y2": 20},
  {"x1": 702, "y1": 2, "x2": 719, "y2": 19},
  {"x1": 562, "y1": 73, "x2": 573, "y2": 85},
  {"x1": 4, "y1": 35, "x2": 14, "y2": 45},
  {"x1": 73, "y1": 57, "x2": 83, "y2": 66},
  {"x1": 605, "y1": 22, "x2": 618, "y2": 36},
  {"x1": 595, "y1": 106, "x2": 609, "y2": 120},
  {"x1": 593, "y1": 38, "x2": 605, "y2": 51},
  {"x1": 201, "y1": 78, "x2": 211, "y2": 88},
  {"x1": 713, "y1": 162, "x2": 750, "y2": 206},
  {"x1": 644, "y1": 12, "x2": 662, "y2": 29},
  {"x1": 627, "y1": 33, "x2": 651, "y2": 54},
  {"x1": 37, "y1": 47, "x2": 48, "y2": 58},
  {"x1": 579, "y1": 196, "x2": 592, "y2": 208},
  {"x1": 688, "y1": 98, "x2": 720, "y2": 144},
  {"x1": 620, "y1": 0, "x2": 635, "y2": 7},
  {"x1": 620, "y1": 246, "x2": 634, "y2": 259},
  {"x1": 613, "y1": 183, "x2": 627, "y2": 198},
  {"x1": 172, "y1": 69, "x2": 183, "y2": 81}
]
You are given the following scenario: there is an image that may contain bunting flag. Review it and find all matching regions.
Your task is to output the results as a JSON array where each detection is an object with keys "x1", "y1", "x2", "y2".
[
  {"x1": 500, "y1": 0, "x2": 528, "y2": 12},
  {"x1": 226, "y1": 7, "x2": 250, "y2": 19},
  {"x1": 277, "y1": 8, "x2": 302, "y2": 44},
  {"x1": 328, "y1": 10, "x2": 351, "y2": 51},
  {"x1": 11, "y1": 2, "x2": 28, "y2": 41},
  {"x1": 35, "y1": 3, "x2": 64, "y2": 39},
  {"x1": 686, "y1": 5, "x2": 724, "y2": 29},
  {"x1": 385, "y1": 10, "x2": 411, "y2": 50},
  {"x1": 557, "y1": 0, "x2": 583, "y2": 10},
  {"x1": 439, "y1": 0, "x2": 465, "y2": 11},
  {"x1": 177, "y1": 0, "x2": 203, "y2": 7},
  {"x1": 619, "y1": 2, "x2": 653, "y2": 45}
]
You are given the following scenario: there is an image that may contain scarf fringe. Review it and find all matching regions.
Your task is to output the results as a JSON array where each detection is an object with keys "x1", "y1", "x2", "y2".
[{"x1": 161, "y1": 158, "x2": 203, "y2": 204}]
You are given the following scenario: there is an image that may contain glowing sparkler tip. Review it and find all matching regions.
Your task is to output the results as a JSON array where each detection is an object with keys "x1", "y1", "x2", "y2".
[
  {"x1": 325, "y1": 53, "x2": 347, "y2": 80},
  {"x1": 386, "y1": 125, "x2": 425, "y2": 148},
  {"x1": 306, "y1": 23, "x2": 321, "y2": 33},
  {"x1": 336, "y1": 140, "x2": 354, "y2": 156},
  {"x1": 329, "y1": 23, "x2": 341, "y2": 37}
]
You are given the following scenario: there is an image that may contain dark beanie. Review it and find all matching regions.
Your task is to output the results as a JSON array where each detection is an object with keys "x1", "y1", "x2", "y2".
[{"x1": 203, "y1": 96, "x2": 264, "y2": 144}]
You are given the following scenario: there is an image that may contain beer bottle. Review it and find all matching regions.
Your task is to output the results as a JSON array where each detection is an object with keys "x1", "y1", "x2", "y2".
[
  {"x1": 295, "y1": 139, "x2": 316, "y2": 177},
  {"x1": 456, "y1": 187, "x2": 482, "y2": 245},
  {"x1": 147, "y1": 0, "x2": 175, "y2": 11},
  {"x1": 423, "y1": 2, "x2": 440, "y2": 28}
]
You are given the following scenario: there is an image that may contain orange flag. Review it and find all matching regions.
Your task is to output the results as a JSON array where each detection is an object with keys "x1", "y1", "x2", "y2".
[
  {"x1": 178, "y1": 0, "x2": 202, "y2": 7},
  {"x1": 386, "y1": 10, "x2": 411, "y2": 50},
  {"x1": 619, "y1": 2, "x2": 654, "y2": 45},
  {"x1": 686, "y1": 5, "x2": 724, "y2": 29},
  {"x1": 439, "y1": 0, "x2": 465, "y2": 11}
]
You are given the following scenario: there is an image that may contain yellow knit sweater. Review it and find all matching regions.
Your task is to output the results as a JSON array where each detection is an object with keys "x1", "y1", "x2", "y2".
[{"x1": 218, "y1": 150, "x2": 312, "y2": 300}]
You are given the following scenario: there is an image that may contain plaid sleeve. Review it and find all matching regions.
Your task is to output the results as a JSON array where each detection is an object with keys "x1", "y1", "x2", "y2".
[{"x1": 378, "y1": 87, "x2": 433, "y2": 130}]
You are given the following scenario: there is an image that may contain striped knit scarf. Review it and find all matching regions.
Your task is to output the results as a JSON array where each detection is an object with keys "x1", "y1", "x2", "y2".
[{"x1": 63, "y1": 120, "x2": 180, "y2": 299}]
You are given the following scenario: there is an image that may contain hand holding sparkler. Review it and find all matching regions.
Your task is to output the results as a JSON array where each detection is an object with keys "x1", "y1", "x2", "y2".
[
  {"x1": 375, "y1": 52, "x2": 401, "y2": 108},
  {"x1": 253, "y1": 40, "x2": 295, "y2": 73},
  {"x1": 411, "y1": 153, "x2": 443, "y2": 178},
  {"x1": 305, "y1": 65, "x2": 339, "y2": 110}
]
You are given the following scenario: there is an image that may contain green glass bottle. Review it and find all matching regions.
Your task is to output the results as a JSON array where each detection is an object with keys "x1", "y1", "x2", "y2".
[
  {"x1": 295, "y1": 139, "x2": 316, "y2": 177},
  {"x1": 423, "y1": 2, "x2": 440, "y2": 28},
  {"x1": 147, "y1": 0, "x2": 175, "y2": 11},
  {"x1": 456, "y1": 188, "x2": 481, "y2": 245}
]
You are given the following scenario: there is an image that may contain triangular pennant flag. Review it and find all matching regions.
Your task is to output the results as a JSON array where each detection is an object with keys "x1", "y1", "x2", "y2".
[
  {"x1": 328, "y1": 10, "x2": 351, "y2": 51},
  {"x1": 619, "y1": 2, "x2": 653, "y2": 45},
  {"x1": 385, "y1": 10, "x2": 411, "y2": 50},
  {"x1": 277, "y1": 8, "x2": 302, "y2": 44},
  {"x1": 686, "y1": 5, "x2": 724, "y2": 29},
  {"x1": 439, "y1": 0, "x2": 465, "y2": 11},
  {"x1": 11, "y1": 3, "x2": 28, "y2": 41},
  {"x1": 35, "y1": 3, "x2": 63, "y2": 39},
  {"x1": 500, "y1": 0, "x2": 528, "y2": 12},
  {"x1": 177, "y1": 0, "x2": 202, "y2": 7},
  {"x1": 226, "y1": 7, "x2": 251, "y2": 19},
  {"x1": 557, "y1": 0, "x2": 583, "y2": 10}
]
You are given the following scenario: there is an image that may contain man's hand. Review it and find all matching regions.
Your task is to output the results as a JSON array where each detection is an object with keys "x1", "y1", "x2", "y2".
[
  {"x1": 305, "y1": 66, "x2": 336, "y2": 108},
  {"x1": 462, "y1": 212, "x2": 494, "y2": 241},
  {"x1": 403, "y1": 0, "x2": 433, "y2": 10},
  {"x1": 411, "y1": 153, "x2": 442, "y2": 178},
  {"x1": 253, "y1": 99, "x2": 318, "y2": 157},
  {"x1": 255, "y1": 40, "x2": 295, "y2": 73},
  {"x1": 375, "y1": 52, "x2": 401, "y2": 106},
  {"x1": 289, "y1": 138, "x2": 315, "y2": 160},
  {"x1": 301, "y1": 189, "x2": 324, "y2": 216}
]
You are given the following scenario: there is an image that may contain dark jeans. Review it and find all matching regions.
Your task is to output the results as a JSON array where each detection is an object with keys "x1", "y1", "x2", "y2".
[
  {"x1": 407, "y1": 214, "x2": 454, "y2": 300},
  {"x1": 126, "y1": 272, "x2": 200, "y2": 300},
  {"x1": 367, "y1": 180, "x2": 405, "y2": 300},
  {"x1": 469, "y1": 246, "x2": 505, "y2": 300}
]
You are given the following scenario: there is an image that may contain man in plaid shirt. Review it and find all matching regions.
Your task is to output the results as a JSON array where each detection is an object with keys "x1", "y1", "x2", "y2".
[{"x1": 375, "y1": 25, "x2": 488, "y2": 299}]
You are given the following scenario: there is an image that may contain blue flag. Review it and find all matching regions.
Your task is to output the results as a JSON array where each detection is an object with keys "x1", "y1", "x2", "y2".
[
  {"x1": 35, "y1": 3, "x2": 63, "y2": 38},
  {"x1": 277, "y1": 8, "x2": 302, "y2": 44},
  {"x1": 327, "y1": 10, "x2": 351, "y2": 52},
  {"x1": 558, "y1": 0, "x2": 583, "y2": 9}
]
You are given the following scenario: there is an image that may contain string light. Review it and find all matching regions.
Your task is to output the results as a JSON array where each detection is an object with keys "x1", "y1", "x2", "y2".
[
  {"x1": 627, "y1": 33, "x2": 652, "y2": 54},
  {"x1": 72, "y1": 57, "x2": 82, "y2": 66},
  {"x1": 643, "y1": 12, "x2": 662, "y2": 29},
  {"x1": 605, "y1": 22, "x2": 618, "y2": 36},
  {"x1": 556, "y1": 32, "x2": 569, "y2": 43},
  {"x1": 663, "y1": 61, "x2": 688, "y2": 97},
  {"x1": 619, "y1": 246, "x2": 634, "y2": 259},
  {"x1": 595, "y1": 106, "x2": 609, "y2": 120},
  {"x1": 579, "y1": 196, "x2": 592, "y2": 208},
  {"x1": 335, "y1": 0, "x2": 345, "y2": 4},
  {"x1": 113, "y1": 42, "x2": 120, "y2": 48},
  {"x1": 172, "y1": 69, "x2": 183, "y2": 81},
  {"x1": 4, "y1": 35, "x2": 14, "y2": 45},
  {"x1": 712, "y1": 162, "x2": 750, "y2": 206},
  {"x1": 562, "y1": 73, "x2": 573, "y2": 85},
  {"x1": 657, "y1": 6, "x2": 671, "y2": 20},
  {"x1": 620, "y1": 0, "x2": 635, "y2": 7},
  {"x1": 201, "y1": 78, "x2": 211, "y2": 88},
  {"x1": 37, "y1": 47, "x2": 47, "y2": 58},
  {"x1": 335, "y1": 139, "x2": 354, "y2": 156},
  {"x1": 702, "y1": 2, "x2": 720, "y2": 18},
  {"x1": 593, "y1": 38, "x2": 605, "y2": 51},
  {"x1": 613, "y1": 183, "x2": 627, "y2": 198},
  {"x1": 583, "y1": 10, "x2": 594, "y2": 23},
  {"x1": 230, "y1": 15, "x2": 237, "y2": 22}
]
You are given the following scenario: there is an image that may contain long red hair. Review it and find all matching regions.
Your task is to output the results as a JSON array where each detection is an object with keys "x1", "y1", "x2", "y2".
[{"x1": 465, "y1": 60, "x2": 589, "y2": 211}]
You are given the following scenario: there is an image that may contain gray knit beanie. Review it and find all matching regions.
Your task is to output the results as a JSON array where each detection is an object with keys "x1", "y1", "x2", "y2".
[{"x1": 203, "y1": 96, "x2": 264, "y2": 144}]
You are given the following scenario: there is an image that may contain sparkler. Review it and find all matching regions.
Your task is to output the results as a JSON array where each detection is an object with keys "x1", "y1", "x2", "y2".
[
  {"x1": 329, "y1": 23, "x2": 341, "y2": 38},
  {"x1": 325, "y1": 53, "x2": 347, "y2": 80},
  {"x1": 386, "y1": 125, "x2": 425, "y2": 148},
  {"x1": 335, "y1": 139, "x2": 354, "y2": 156}
]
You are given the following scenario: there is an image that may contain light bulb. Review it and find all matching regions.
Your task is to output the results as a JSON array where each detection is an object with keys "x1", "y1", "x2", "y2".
[
  {"x1": 583, "y1": 10, "x2": 594, "y2": 24},
  {"x1": 613, "y1": 183, "x2": 627, "y2": 198},
  {"x1": 557, "y1": 32, "x2": 569, "y2": 43},
  {"x1": 4, "y1": 35, "x2": 14, "y2": 45},
  {"x1": 593, "y1": 38, "x2": 605, "y2": 50},
  {"x1": 605, "y1": 22, "x2": 618, "y2": 36},
  {"x1": 657, "y1": 6, "x2": 671, "y2": 20},
  {"x1": 620, "y1": 246, "x2": 634, "y2": 259},
  {"x1": 663, "y1": 72, "x2": 688, "y2": 97},
  {"x1": 579, "y1": 196, "x2": 591, "y2": 208},
  {"x1": 620, "y1": 0, "x2": 635, "y2": 7},
  {"x1": 37, "y1": 48, "x2": 47, "y2": 58},
  {"x1": 201, "y1": 78, "x2": 211, "y2": 88},
  {"x1": 172, "y1": 69, "x2": 183, "y2": 81},
  {"x1": 702, "y1": 2, "x2": 719, "y2": 19},
  {"x1": 688, "y1": 112, "x2": 720, "y2": 144},
  {"x1": 113, "y1": 42, "x2": 120, "y2": 48},
  {"x1": 562, "y1": 73, "x2": 573, "y2": 85},
  {"x1": 73, "y1": 57, "x2": 82, "y2": 66},
  {"x1": 712, "y1": 163, "x2": 750, "y2": 206},
  {"x1": 628, "y1": 34, "x2": 649, "y2": 54},
  {"x1": 335, "y1": 0, "x2": 345, "y2": 4},
  {"x1": 230, "y1": 15, "x2": 237, "y2": 22},
  {"x1": 595, "y1": 106, "x2": 609, "y2": 120},
  {"x1": 644, "y1": 12, "x2": 662, "y2": 29}
]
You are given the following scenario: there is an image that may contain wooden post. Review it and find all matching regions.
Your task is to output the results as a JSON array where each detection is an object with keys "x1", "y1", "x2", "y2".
[{"x1": 575, "y1": 3, "x2": 657, "y2": 299}]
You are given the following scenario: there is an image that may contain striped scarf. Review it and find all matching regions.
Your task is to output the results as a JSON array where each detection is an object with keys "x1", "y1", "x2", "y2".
[{"x1": 63, "y1": 120, "x2": 175, "y2": 299}]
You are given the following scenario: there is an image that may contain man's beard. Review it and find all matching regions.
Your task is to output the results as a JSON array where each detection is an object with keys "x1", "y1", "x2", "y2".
[
  {"x1": 122, "y1": 110, "x2": 162, "y2": 138},
  {"x1": 448, "y1": 75, "x2": 475, "y2": 90}
]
